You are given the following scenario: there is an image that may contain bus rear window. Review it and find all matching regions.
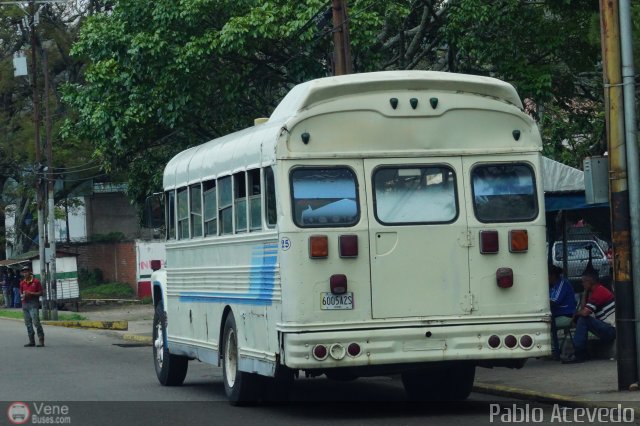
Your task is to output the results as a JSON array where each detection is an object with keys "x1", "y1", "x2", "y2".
[
  {"x1": 373, "y1": 166, "x2": 458, "y2": 224},
  {"x1": 471, "y1": 164, "x2": 537, "y2": 222},
  {"x1": 291, "y1": 168, "x2": 359, "y2": 227}
]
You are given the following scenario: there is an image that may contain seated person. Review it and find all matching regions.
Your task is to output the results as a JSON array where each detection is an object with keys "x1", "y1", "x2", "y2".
[
  {"x1": 548, "y1": 265, "x2": 576, "y2": 359},
  {"x1": 563, "y1": 267, "x2": 616, "y2": 364}
]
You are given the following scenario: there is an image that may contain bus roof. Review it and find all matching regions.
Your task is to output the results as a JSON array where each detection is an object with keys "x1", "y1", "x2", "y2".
[{"x1": 164, "y1": 71, "x2": 525, "y2": 190}]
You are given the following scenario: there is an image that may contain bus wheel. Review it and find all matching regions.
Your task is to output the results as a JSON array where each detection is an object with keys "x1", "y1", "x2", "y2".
[
  {"x1": 153, "y1": 303, "x2": 188, "y2": 386},
  {"x1": 401, "y1": 364, "x2": 475, "y2": 401},
  {"x1": 222, "y1": 313, "x2": 264, "y2": 405}
]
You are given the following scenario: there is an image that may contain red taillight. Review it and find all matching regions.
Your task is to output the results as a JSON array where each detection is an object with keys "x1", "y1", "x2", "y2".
[
  {"x1": 339, "y1": 235, "x2": 358, "y2": 258},
  {"x1": 496, "y1": 267, "x2": 514, "y2": 288},
  {"x1": 504, "y1": 335, "x2": 518, "y2": 349},
  {"x1": 520, "y1": 335, "x2": 533, "y2": 349},
  {"x1": 509, "y1": 229, "x2": 528, "y2": 253},
  {"x1": 150, "y1": 260, "x2": 162, "y2": 271},
  {"x1": 488, "y1": 335, "x2": 501, "y2": 349},
  {"x1": 309, "y1": 235, "x2": 328, "y2": 258},
  {"x1": 313, "y1": 344, "x2": 328, "y2": 360},
  {"x1": 330, "y1": 274, "x2": 348, "y2": 295},
  {"x1": 347, "y1": 342, "x2": 361, "y2": 357},
  {"x1": 480, "y1": 230, "x2": 499, "y2": 254}
]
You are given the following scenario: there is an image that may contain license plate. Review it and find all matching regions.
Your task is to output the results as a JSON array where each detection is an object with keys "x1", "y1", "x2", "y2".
[{"x1": 320, "y1": 292, "x2": 354, "y2": 310}]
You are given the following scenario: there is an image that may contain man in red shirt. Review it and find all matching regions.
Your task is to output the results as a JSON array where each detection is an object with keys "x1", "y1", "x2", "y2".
[
  {"x1": 19, "y1": 265, "x2": 45, "y2": 347},
  {"x1": 563, "y1": 268, "x2": 615, "y2": 363}
]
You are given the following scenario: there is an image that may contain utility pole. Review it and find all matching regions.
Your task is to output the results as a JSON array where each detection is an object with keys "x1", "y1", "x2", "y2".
[
  {"x1": 27, "y1": 0, "x2": 49, "y2": 320},
  {"x1": 331, "y1": 0, "x2": 352, "y2": 75},
  {"x1": 599, "y1": 0, "x2": 638, "y2": 390},
  {"x1": 43, "y1": 48, "x2": 57, "y2": 320},
  {"x1": 619, "y1": 0, "x2": 640, "y2": 384}
]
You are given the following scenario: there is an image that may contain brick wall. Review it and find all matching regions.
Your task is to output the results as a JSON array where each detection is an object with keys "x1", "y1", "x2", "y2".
[{"x1": 71, "y1": 242, "x2": 137, "y2": 290}]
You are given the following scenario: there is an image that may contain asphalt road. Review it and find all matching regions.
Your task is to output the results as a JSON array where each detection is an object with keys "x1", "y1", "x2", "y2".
[{"x1": 0, "y1": 319, "x2": 579, "y2": 426}]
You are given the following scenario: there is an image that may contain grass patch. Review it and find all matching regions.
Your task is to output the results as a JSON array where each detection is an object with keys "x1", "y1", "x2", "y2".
[
  {"x1": 81, "y1": 282, "x2": 135, "y2": 299},
  {"x1": 0, "y1": 310, "x2": 86, "y2": 321}
]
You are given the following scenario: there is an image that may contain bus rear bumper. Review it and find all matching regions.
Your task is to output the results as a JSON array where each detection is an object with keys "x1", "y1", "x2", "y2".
[{"x1": 282, "y1": 321, "x2": 550, "y2": 370}]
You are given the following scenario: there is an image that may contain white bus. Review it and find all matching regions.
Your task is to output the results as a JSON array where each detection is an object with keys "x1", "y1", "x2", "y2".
[{"x1": 150, "y1": 71, "x2": 551, "y2": 403}]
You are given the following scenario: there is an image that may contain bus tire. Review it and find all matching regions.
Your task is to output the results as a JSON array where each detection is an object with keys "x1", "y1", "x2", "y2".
[
  {"x1": 153, "y1": 303, "x2": 188, "y2": 386},
  {"x1": 401, "y1": 363, "x2": 475, "y2": 401},
  {"x1": 222, "y1": 313, "x2": 264, "y2": 405}
]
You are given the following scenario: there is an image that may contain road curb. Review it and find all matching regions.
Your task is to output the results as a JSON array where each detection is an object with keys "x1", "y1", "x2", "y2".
[
  {"x1": 123, "y1": 333, "x2": 152, "y2": 344},
  {"x1": 42, "y1": 320, "x2": 128, "y2": 330},
  {"x1": 474, "y1": 382, "x2": 640, "y2": 416}
]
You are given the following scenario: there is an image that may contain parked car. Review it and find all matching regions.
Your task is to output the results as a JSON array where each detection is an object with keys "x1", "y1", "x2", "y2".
[{"x1": 551, "y1": 238, "x2": 612, "y2": 283}]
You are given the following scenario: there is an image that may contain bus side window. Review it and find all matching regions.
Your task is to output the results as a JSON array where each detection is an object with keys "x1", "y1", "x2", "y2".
[
  {"x1": 203, "y1": 180, "x2": 217, "y2": 236},
  {"x1": 248, "y1": 169, "x2": 261, "y2": 231},
  {"x1": 234, "y1": 172, "x2": 247, "y2": 233},
  {"x1": 177, "y1": 187, "x2": 189, "y2": 239},
  {"x1": 166, "y1": 190, "x2": 176, "y2": 239},
  {"x1": 265, "y1": 167, "x2": 277, "y2": 228},
  {"x1": 219, "y1": 176, "x2": 233, "y2": 235},
  {"x1": 190, "y1": 184, "x2": 203, "y2": 238}
]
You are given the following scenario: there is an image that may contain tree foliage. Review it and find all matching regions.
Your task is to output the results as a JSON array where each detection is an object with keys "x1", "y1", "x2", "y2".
[{"x1": 63, "y1": 0, "x2": 640, "y2": 205}]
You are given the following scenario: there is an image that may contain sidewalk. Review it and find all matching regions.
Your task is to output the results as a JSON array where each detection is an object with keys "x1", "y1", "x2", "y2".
[
  {"x1": 77, "y1": 302, "x2": 154, "y2": 342},
  {"x1": 63, "y1": 303, "x2": 640, "y2": 409}
]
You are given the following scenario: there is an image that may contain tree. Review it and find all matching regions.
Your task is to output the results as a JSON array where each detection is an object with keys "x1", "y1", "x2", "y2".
[
  {"x1": 0, "y1": 2, "x2": 105, "y2": 255},
  {"x1": 64, "y1": 0, "x2": 640, "y2": 205}
]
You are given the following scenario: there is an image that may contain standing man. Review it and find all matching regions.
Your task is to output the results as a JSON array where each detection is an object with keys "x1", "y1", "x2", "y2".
[
  {"x1": 19, "y1": 265, "x2": 45, "y2": 347},
  {"x1": 548, "y1": 265, "x2": 576, "y2": 359},
  {"x1": 563, "y1": 268, "x2": 615, "y2": 363}
]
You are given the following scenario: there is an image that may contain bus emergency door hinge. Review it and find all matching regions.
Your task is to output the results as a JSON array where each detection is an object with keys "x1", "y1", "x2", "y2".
[
  {"x1": 458, "y1": 230, "x2": 474, "y2": 247},
  {"x1": 460, "y1": 293, "x2": 474, "y2": 313}
]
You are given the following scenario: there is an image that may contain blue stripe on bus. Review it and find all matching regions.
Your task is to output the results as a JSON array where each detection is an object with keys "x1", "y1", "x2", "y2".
[{"x1": 178, "y1": 242, "x2": 278, "y2": 306}]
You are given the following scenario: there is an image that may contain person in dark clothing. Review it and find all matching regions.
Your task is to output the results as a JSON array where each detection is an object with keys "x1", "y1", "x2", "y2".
[
  {"x1": 11, "y1": 269, "x2": 22, "y2": 308},
  {"x1": 548, "y1": 265, "x2": 576, "y2": 359}
]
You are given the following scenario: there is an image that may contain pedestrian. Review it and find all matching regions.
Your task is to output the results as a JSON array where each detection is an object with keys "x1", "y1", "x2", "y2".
[
  {"x1": 19, "y1": 265, "x2": 45, "y2": 347},
  {"x1": 548, "y1": 265, "x2": 576, "y2": 360},
  {"x1": 563, "y1": 267, "x2": 615, "y2": 364},
  {"x1": 11, "y1": 269, "x2": 22, "y2": 308},
  {"x1": 1, "y1": 268, "x2": 11, "y2": 308}
]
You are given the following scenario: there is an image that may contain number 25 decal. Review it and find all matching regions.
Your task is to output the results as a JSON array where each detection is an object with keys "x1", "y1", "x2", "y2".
[{"x1": 280, "y1": 237, "x2": 291, "y2": 251}]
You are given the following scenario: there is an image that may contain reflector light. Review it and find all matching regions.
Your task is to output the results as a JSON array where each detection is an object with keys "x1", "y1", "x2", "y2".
[
  {"x1": 347, "y1": 343, "x2": 361, "y2": 357},
  {"x1": 329, "y1": 343, "x2": 346, "y2": 360},
  {"x1": 488, "y1": 335, "x2": 501, "y2": 349},
  {"x1": 313, "y1": 344, "x2": 328, "y2": 360},
  {"x1": 496, "y1": 267, "x2": 514, "y2": 288},
  {"x1": 330, "y1": 274, "x2": 348, "y2": 295},
  {"x1": 520, "y1": 335, "x2": 534, "y2": 349},
  {"x1": 504, "y1": 335, "x2": 517, "y2": 349},
  {"x1": 309, "y1": 235, "x2": 329, "y2": 258},
  {"x1": 339, "y1": 235, "x2": 358, "y2": 258},
  {"x1": 509, "y1": 229, "x2": 528, "y2": 252},
  {"x1": 480, "y1": 230, "x2": 499, "y2": 254}
]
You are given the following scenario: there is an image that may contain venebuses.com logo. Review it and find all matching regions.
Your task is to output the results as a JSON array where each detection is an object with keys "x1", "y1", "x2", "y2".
[{"x1": 7, "y1": 402, "x2": 30, "y2": 425}]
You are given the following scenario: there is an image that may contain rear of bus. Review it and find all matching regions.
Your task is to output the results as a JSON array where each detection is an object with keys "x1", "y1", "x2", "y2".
[{"x1": 272, "y1": 72, "x2": 551, "y2": 388}]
